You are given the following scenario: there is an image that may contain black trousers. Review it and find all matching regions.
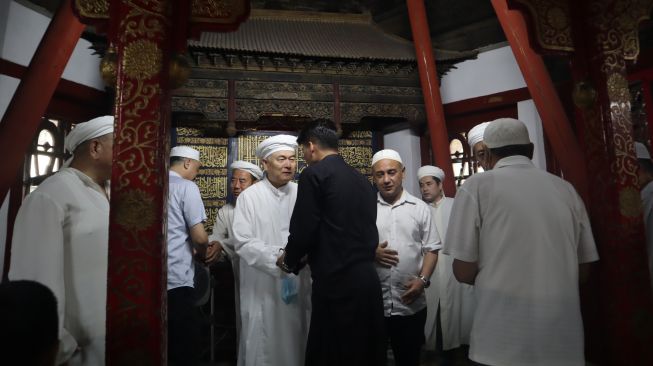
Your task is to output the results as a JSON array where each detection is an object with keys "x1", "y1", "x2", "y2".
[
  {"x1": 386, "y1": 308, "x2": 427, "y2": 366},
  {"x1": 168, "y1": 286, "x2": 201, "y2": 366},
  {"x1": 305, "y1": 266, "x2": 387, "y2": 366}
]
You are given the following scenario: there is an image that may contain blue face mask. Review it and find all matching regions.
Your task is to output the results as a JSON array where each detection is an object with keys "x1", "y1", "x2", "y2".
[{"x1": 281, "y1": 275, "x2": 298, "y2": 305}]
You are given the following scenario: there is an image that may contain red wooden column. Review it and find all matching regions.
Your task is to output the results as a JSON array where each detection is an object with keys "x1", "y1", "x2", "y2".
[
  {"x1": 567, "y1": 1, "x2": 653, "y2": 364},
  {"x1": 0, "y1": 0, "x2": 84, "y2": 203},
  {"x1": 406, "y1": 0, "x2": 456, "y2": 196},
  {"x1": 105, "y1": 0, "x2": 174, "y2": 363},
  {"x1": 491, "y1": 0, "x2": 589, "y2": 203}
]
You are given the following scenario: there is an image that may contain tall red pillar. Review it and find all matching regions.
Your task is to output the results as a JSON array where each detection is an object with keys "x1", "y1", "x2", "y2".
[
  {"x1": 491, "y1": 0, "x2": 589, "y2": 203},
  {"x1": 568, "y1": 1, "x2": 653, "y2": 364},
  {"x1": 406, "y1": 0, "x2": 456, "y2": 196},
  {"x1": 0, "y1": 0, "x2": 84, "y2": 203},
  {"x1": 105, "y1": 1, "x2": 173, "y2": 364}
]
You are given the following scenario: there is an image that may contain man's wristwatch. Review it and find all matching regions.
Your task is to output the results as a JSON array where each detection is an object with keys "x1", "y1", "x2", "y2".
[{"x1": 418, "y1": 275, "x2": 430, "y2": 288}]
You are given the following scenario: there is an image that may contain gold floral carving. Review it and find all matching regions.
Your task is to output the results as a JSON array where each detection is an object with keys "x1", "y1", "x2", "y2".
[
  {"x1": 114, "y1": 3, "x2": 169, "y2": 189},
  {"x1": 512, "y1": 0, "x2": 574, "y2": 53},
  {"x1": 114, "y1": 189, "x2": 156, "y2": 232},
  {"x1": 123, "y1": 40, "x2": 162, "y2": 81},
  {"x1": 589, "y1": 0, "x2": 653, "y2": 60},
  {"x1": 192, "y1": 0, "x2": 231, "y2": 17},
  {"x1": 607, "y1": 73, "x2": 630, "y2": 103},
  {"x1": 619, "y1": 187, "x2": 642, "y2": 218},
  {"x1": 74, "y1": 0, "x2": 109, "y2": 19}
]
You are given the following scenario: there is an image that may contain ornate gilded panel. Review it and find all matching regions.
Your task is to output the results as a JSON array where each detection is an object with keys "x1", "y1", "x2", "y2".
[
  {"x1": 511, "y1": 0, "x2": 574, "y2": 53},
  {"x1": 341, "y1": 102, "x2": 425, "y2": 123},
  {"x1": 174, "y1": 79, "x2": 228, "y2": 98},
  {"x1": 236, "y1": 100, "x2": 333, "y2": 121},
  {"x1": 172, "y1": 96, "x2": 228, "y2": 120},
  {"x1": 340, "y1": 84, "x2": 422, "y2": 97},
  {"x1": 235, "y1": 81, "x2": 333, "y2": 100},
  {"x1": 175, "y1": 126, "x2": 230, "y2": 231}
]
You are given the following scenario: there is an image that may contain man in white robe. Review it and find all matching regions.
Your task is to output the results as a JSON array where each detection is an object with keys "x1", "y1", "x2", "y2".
[
  {"x1": 445, "y1": 118, "x2": 598, "y2": 366},
  {"x1": 9, "y1": 115, "x2": 114, "y2": 365},
  {"x1": 232, "y1": 135, "x2": 311, "y2": 366},
  {"x1": 468, "y1": 122, "x2": 490, "y2": 171},
  {"x1": 418, "y1": 165, "x2": 474, "y2": 363},
  {"x1": 209, "y1": 160, "x2": 263, "y2": 339},
  {"x1": 635, "y1": 142, "x2": 653, "y2": 288}
]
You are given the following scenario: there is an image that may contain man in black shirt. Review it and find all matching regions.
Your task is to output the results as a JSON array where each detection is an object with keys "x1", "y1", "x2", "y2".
[{"x1": 277, "y1": 119, "x2": 386, "y2": 365}]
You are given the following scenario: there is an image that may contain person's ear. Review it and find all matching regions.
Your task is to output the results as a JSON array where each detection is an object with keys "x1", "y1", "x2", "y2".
[
  {"x1": 183, "y1": 158, "x2": 191, "y2": 170},
  {"x1": 89, "y1": 139, "x2": 102, "y2": 159}
]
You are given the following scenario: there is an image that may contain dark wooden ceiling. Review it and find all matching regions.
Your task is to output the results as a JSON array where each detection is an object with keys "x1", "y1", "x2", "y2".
[{"x1": 20, "y1": 0, "x2": 507, "y2": 52}]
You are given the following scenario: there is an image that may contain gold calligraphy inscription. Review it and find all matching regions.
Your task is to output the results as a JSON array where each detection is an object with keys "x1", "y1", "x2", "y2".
[
  {"x1": 190, "y1": 145, "x2": 227, "y2": 168},
  {"x1": 196, "y1": 175, "x2": 227, "y2": 200}
]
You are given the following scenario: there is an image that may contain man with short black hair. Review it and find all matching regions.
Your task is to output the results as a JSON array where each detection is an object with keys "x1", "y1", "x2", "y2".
[
  {"x1": 10, "y1": 115, "x2": 114, "y2": 365},
  {"x1": 278, "y1": 119, "x2": 386, "y2": 365},
  {"x1": 0, "y1": 280, "x2": 59, "y2": 366},
  {"x1": 445, "y1": 118, "x2": 599, "y2": 366}
]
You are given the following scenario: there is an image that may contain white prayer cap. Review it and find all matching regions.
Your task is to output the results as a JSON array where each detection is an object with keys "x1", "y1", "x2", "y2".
[
  {"x1": 372, "y1": 149, "x2": 403, "y2": 167},
  {"x1": 171, "y1": 146, "x2": 200, "y2": 162},
  {"x1": 483, "y1": 118, "x2": 531, "y2": 149},
  {"x1": 256, "y1": 134, "x2": 298, "y2": 159},
  {"x1": 636, "y1": 142, "x2": 651, "y2": 160},
  {"x1": 468, "y1": 122, "x2": 490, "y2": 148},
  {"x1": 230, "y1": 160, "x2": 263, "y2": 180},
  {"x1": 417, "y1": 165, "x2": 445, "y2": 182},
  {"x1": 64, "y1": 115, "x2": 114, "y2": 153}
]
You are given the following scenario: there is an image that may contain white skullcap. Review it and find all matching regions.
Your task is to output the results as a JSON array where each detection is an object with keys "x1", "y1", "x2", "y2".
[
  {"x1": 62, "y1": 115, "x2": 114, "y2": 167},
  {"x1": 256, "y1": 134, "x2": 298, "y2": 159},
  {"x1": 636, "y1": 142, "x2": 651, "y2": 160},
  {"x1": 372, "y1": 149, "x2": 403, "y2": 166},
  {"x1": 468, "y1": 122, "x2": 490, "y2": 148},
  {"x1": 483, "y1": 118, "x2": 531, "y2": 149},
  {"x1": 65, "y1": 115, "x2": 114, "y2": 153},
  {"x1": 230, "y1": 160, "x2": 263, "y2": 180},
  {"x1": 171, "y1": 146, "x2": 200, "y2": 162},
  {"x1": 417, "y1": 165, "x2": 445, "y2": 182}
]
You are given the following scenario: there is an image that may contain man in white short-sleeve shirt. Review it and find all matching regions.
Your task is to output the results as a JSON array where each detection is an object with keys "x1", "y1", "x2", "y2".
[
  {"x1": 444, "y1": 118, "x2": 599, "y2": 366},
  {"x1": 167, "y1": 146, "x2": 221, "y2": 366},
  {"x1": 373, "y1": 149, "x2": 441, "y2": 366}
]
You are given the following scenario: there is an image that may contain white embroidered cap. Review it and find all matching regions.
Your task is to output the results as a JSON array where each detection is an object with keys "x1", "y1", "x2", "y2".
[
  {"x1": 230, "y1": 160, "x2": 264, "y2": 180},
  {"x1": 467, "y1": 122, "x2": 490, "y2": 148},
  {"x1": 65, "y1": 115, "x2": 114, "y2": 153},
  {"x1": 417, "y1": 165, "x2": 445, "y2": 182},
  {"x1": 372, "y1": 149, "x2": 403, "y2": 166},
  {"x1": 483, "y1": 118, "x2": 531, "y2": 149},
  {"x1": 171, "y1": 146, "x2": 201, "y2": 162},
  {"x1": 256, "y1": 134, "x2": 298, "y2": 159}
]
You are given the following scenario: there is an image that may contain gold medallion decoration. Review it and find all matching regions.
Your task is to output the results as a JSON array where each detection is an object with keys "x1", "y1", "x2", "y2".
[
  {"x1": 73, "y1": 0, "x2": 109, "y2": 19},
  {"x1": 607, "y1": 73, "x2": 630, "y2": 103},
  {"x1": 114, "y1": 189, "x2": 156, "y2": 232},
  {"x1": 123, "y1": 40, "x2": 163, "y2": 81},
  {"x1": 511, "y1": 0, "x2": 574, "y2": 53}
]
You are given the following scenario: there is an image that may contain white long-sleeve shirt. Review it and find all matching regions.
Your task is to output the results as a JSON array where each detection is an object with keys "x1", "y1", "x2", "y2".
[
  {"x1": 232, "y1": 177, "x2": 311, "y2": 366},
  {"x1": 9, "y1": 167, "x2": 109, "y2": 365}
]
